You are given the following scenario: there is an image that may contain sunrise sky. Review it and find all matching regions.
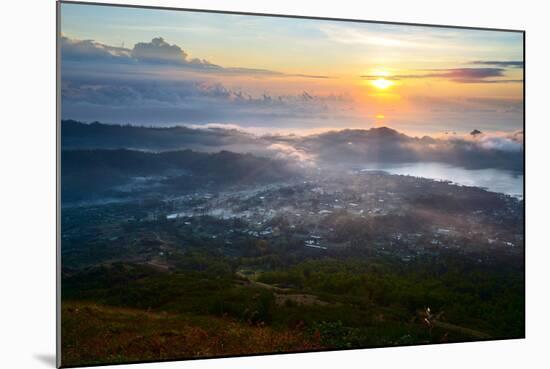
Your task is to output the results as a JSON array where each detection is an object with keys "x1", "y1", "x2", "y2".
[{"x1": 60, "y1": 2, "x2": 524, "y2": 136}]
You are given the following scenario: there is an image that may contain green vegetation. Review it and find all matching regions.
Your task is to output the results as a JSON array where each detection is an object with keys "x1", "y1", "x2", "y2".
[
  {"x1": 62, "y1": 248, "x2": 523, "y2": 365},
  {"x1": 59, "y1": 146, "x2": 524, "y2": 366},
  {"x1": 62, "y1": 301, "x2": 322, "y2": 366}
]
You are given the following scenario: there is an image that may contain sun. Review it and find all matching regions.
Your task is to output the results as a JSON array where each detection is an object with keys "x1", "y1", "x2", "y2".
[
  {"x1": 371, "y1": 78, "x2": 394, "y2": 90},
  {"x1": 366, "y1": 68, "x2": 395, "y2": 90}
]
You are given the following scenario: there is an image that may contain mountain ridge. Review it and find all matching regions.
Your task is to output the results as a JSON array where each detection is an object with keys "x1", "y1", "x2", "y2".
[{"x1": 61, "y1": 120, "x2": 524, "y2": 172}]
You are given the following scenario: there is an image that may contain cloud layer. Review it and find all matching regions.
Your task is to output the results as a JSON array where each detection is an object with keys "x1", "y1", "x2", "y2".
[
  {"x1": 62, "y1": 121, "x2": 523, "y2": 172},
  {"x1": 61, "y1": 36, "x2": 350, "y2": 126},
  {"x1": 61, "y1": 35, "x2": 523, "y2": 135},
  {"x1": 61, "y1": 36, "x2": 330, "y2": 77},
  {"x1": 361, "y1": 67, "x2": 522, "y2": 84},
  {"x1": 471, "y1": 60, "x2": 524, "y2": 68}
]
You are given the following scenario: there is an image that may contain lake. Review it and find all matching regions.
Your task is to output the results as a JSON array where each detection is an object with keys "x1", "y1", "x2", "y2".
[{"x1": 360, "y1": 162, "x2": 524, "y2": 199}]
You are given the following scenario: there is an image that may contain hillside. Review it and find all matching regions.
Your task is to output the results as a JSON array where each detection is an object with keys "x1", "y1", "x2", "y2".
[
  {"x1": 62, "y1": 301, "x2": 323, "y2": 366},
  {"x1": 61, "y1": 120, "x2": 524, "y2": 172},
  {"x1": 61, "y1": 120, "x2": 258, "y2": 151},
  {"x1": 61, "y1": 148, "x2": 300, "y2": 202}
]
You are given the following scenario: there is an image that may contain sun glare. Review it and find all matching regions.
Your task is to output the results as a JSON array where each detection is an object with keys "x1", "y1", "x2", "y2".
[{"x1": 371, "y1": 78, "x2": 394, "y2": 90}]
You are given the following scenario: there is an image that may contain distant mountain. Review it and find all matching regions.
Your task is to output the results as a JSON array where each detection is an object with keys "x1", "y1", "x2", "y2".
[
  {"x1": 61, "y1": 120, "x2": 524, "y2": 173},
  {"x1": 297, "y1": 127, "x2": 523, "y2": 171},
  {"x1": 61, "y1": 120, "x2": 258, "y2": 151},
  {"x1": 300, "y1": 127, "x2": 415, "y2": 164},
  {"x1": 61, "y1": 148, "x2": 300, "y2": 203}
]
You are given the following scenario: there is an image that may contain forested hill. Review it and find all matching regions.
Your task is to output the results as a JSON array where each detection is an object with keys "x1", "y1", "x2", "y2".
[
  {"x1": 61, "y1": 120, "x2": 524, "y2": 172},
  {"x1": 61, "y1": 120, "x2": 257, "y2": 151},
  {"x1": 61, "y1": 149, "x2": 300, "y2": 203}
]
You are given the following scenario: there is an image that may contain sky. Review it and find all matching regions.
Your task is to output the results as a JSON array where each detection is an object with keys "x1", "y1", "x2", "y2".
[{"x1": 60, "y1": 2, "x2": 524, "y2": 136}]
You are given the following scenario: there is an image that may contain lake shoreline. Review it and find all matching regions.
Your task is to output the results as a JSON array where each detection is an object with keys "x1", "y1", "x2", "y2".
[{"x1": 357, "y1": 162, "x2": 523, "y2": 199}]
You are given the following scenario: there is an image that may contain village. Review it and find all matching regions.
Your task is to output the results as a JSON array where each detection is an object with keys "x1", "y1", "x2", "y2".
[
  {"x1": 153, "y1": 170, "x2": 524, "y2": 263},
  {"x1": 60, "y1": 169, "x2": 523, "y2": 270}
]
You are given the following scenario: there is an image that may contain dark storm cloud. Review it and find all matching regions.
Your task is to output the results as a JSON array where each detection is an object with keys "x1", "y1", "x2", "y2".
[{"x1": 361, "y1": 68, "x2": 522, "y2": 83}]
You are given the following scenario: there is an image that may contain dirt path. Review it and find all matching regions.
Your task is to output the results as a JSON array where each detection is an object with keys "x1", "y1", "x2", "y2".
[
  {"x1": 235, "y1": 271, "x2": 288, "y2": 292},
  {"x1": 235, "y1": 270, "x2": 328, "y2": 306}
]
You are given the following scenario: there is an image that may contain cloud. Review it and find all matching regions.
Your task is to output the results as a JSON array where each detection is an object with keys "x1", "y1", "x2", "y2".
[
  {"x1": 456, "y1": 130, "x2": 523, "y2": 152},
  {"x1": 62, "y1": 35, "x2": 330, "y2": 78},
  {"x1": 61, "y1": 72, "x2": 353, "y2": 126},
  {"x1": 283, "y1": 127, "x2": 523, "y2": 171},
  {"x1": 471, "y1": 60, "x2": 524, "y2": 68},
  {"x1": 286, "y1": 126, "x2": 523, "y2": 171},
  {"x1": 266, "y1": 142, "x2": 314, "y2": 164},
  {"x1": 62, "y1": 35, "x2": 223, "y2": 71},
  {"x1": 476, "y1": 135, "x2": 523, "y2": 152},
  {"x1": 132, "y1": 37, "x2": 201, "y2": 66},
  {"x1": 509, "y1": 130, "x2": 524, "y2": 143},
  {"x1": 61, "y1": 36, "x2": 132, "y2": 63},
  {"x1": 423, "y1": 68, "x2": 504, "y2": 80},
  {"x1": 62, "y1": 119, "x2": 318, "y2": 167},
  {"x1": 319, "y1": 24, "x2": 439, "y2": 49},
  {"x1": 186, "y1": 123, "x2": 250, "y2": 131},
  {"x1": 60, "y1": 35, "x2": 352, "y2": 124},
  {"x1": 63, "y1": 120, "x2": 523, "y2": 172},
  {"x1": 361, "y1": 68, "x2": 522, "y2": 84}
]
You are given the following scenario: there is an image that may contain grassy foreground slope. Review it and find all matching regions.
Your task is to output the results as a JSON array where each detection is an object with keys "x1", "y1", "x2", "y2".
[
  {"x1": 60, "y1": 250, "x2": 523, "y2": 366},
  {"x1": 61, "y1": 301, "x2": 323, "y2": 366}
]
